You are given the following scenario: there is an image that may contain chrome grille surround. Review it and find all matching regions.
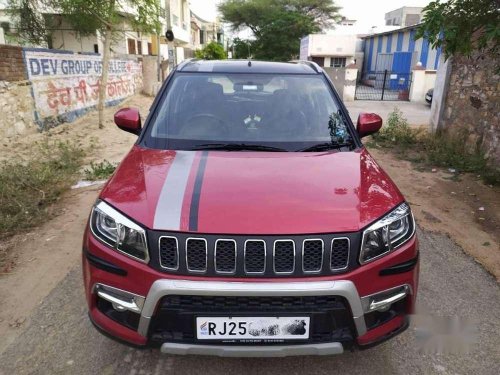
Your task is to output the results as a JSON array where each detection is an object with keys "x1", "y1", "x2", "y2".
[
  {"x1": 302, "y1": 239, "x2": 324, "y2": 273},
  {"x1": 273, "y1": 240, "x2": 296, "y2": 274},
  {"x1": 158, "y1": 236, "x2": 179, "y2": 270},
  {"x1": 331, "y1": 237, "x2": 350, "y2": 271},
  {"x1": 185, "y1": 237, "x2": 208, "y2": 273},
  {"x1": 214, "y1": 239, "x2": 237, "y2": 274},
  {"x1": 244, "y1": 239, "x2": 267, "y2": 274}
]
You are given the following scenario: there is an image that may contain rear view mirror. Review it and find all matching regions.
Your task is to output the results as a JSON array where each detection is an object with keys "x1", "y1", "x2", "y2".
[
  {"x1": 357, "y1": 113, "x2": 382, "y2": 138},
  {"x1": 114, "y1": 108, "x2": 142, "y2": 135}
]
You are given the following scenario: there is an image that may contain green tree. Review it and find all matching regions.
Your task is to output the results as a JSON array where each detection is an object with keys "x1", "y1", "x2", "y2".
[
  {"x1": 219, "y1": 0, "x2": 341, "y2": 61},
  {"x1": 195, "y1": 41, "x2": 227, "y2": 60},
  {"x1": 8, "y1": 0, "x2": 160, "y2": 128},
  {"x1": 416, "y1": 0, "x2": 499, "y2": 58},
  {"x1": 229, "y1": 37, "x2": 253, "y2": 59}
]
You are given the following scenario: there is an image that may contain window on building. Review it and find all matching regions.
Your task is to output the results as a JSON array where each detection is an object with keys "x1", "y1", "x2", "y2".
[
  {"x1": 93, "y1": 44, "x2": 99, "y2": 53},
  {"x1": 148, "y1": 42, "x2": 153, "y2": 55},
  {"x1": 137, "y1": 40, "x2": 143, "y2": 55},
  {"x1": 405, "y1": 14, "x2": 421, "y2": 26},
  {"x1": 311, "y1": 56, "x2": 325, "y2": 67},
  {"x1": 127, "y1": 39, "x2": 136, "y2": 54},
  {"x1": 330, "y1": 57, "x2": 347, "y2": 68},
  {"x1": 200, "y1": 30, "x2": 205, "y2": 44}
]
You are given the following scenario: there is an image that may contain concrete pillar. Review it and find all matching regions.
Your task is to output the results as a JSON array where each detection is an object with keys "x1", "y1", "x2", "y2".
[
  {"x1": 142, "y1": 55, "x2": 160, "y2": 96},
  {"x1": 343, "y1": 63, "x2": 357, "y2": 102},
  {"x1": 409, "y1": 63, "x2": 426, "y2": 102},
  {"x1": 430, "y1": 58, "x2": 453, "y2": 132}
]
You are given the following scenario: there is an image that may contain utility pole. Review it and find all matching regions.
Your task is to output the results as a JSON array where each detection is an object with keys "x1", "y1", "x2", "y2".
[
  {"x1": 156, "y1": 0, "x2": 162, "y2": 81},
  {"x1": 165, "y1": 0, "x2": 176, "y2": 71}
]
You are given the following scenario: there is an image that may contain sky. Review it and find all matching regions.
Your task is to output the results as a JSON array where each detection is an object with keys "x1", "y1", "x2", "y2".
[{"x1": 189, "y1": 0, "x2": 432, "y2": 31}]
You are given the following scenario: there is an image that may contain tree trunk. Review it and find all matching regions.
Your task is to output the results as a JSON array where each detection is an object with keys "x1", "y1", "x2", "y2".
[{"x1": 98, "y1": 25, "x2": 113, "y2": 129}]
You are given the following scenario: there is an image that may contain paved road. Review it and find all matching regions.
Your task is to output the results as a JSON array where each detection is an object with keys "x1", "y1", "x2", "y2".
[
  {"x1": 1, "y1": 229, "x2": 499, "y2": 375},
  {"x1": 346, "y1": 100, "x2": 431, "y2": 127}
]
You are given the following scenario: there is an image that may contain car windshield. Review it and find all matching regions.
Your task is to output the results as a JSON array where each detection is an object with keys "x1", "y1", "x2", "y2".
[{"x1": 142, "y1": 72, "x2": 354, "y2": 151}]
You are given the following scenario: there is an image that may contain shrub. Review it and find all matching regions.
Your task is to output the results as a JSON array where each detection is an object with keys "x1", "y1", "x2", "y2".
[
  {"x1": 372, "y1": 108, "x2": 417, "y2": 146},
  {"x1": 369, "y1": 109, "x2": 500, "y2": 185},
  {"x1": 84, "y1": 160, "x2": 116, "y2": 181},
  {"x1": 195, "y1": 42, "x2": 226, "y2": 60},
  {"x1": 0, "y1": 140, "x2": 85, "y2": 240}
]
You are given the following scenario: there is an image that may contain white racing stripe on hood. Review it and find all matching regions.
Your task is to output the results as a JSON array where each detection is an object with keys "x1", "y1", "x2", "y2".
[{"x1": 154, "y1": 151, "x2": 196, "y2": 230}]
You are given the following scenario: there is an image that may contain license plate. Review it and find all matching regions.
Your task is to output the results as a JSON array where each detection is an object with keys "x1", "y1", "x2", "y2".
[{"x1": 196, "y1": 317, "x2": 310, "y2": 340}]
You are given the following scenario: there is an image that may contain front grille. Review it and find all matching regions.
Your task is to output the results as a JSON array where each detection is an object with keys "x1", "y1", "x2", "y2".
[
  {"x1": 163, "y1": 295, "x2": 344, "y2": 311},
  {"x1": 154, "y1": 233, "x2": 354, "y2": 277}
]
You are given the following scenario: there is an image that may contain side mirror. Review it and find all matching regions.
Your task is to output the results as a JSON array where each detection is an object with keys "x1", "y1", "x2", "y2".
[
  {"x1": 357, "y1": 113, "x2": 382, "y2": 138},
  {"x1": 114, "y1": 107, "x2": 142, "y2": 135}
]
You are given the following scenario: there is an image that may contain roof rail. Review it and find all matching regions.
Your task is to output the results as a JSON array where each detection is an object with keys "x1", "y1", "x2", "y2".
[
  {"x1": 176, "y1": 58, "x2": 200, "y2": 71},
  {"x1": 289, "y1": 60, "x2": 321, "y2": 73}
]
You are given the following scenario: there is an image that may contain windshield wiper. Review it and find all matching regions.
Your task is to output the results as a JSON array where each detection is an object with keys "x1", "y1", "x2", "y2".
[
  {"x1": 191, "y1": 143, "x2": 288, "y2": 152},
  {"x1": 297, "y1": 142, "x2": 353, "y2": 152}
]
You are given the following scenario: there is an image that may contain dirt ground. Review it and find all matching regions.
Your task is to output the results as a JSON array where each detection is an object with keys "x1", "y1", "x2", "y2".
[
  {"x1": 0, "y1": 94, "x2": 152, "y2": 352},
  {"x1": 368, "y1": 148, "x2": 500, "y2": 280},
  {"x1": 0, "y1": 94, "x2": 498, "y2": 357}
]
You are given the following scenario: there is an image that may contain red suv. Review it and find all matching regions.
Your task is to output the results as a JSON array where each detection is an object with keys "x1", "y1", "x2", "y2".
[{"x1": 83, "y1": 60, "x2": 418, "y2": 356}]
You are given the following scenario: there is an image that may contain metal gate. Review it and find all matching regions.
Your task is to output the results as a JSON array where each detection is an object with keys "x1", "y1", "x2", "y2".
[{"x1": 355, "y1": 70, "x2": 412, "y2": 101}]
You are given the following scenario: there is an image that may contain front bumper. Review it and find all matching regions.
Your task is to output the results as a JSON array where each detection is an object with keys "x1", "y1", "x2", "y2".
[{"x1": 83, "y1": 229, "x2": 419, "y2": 355}]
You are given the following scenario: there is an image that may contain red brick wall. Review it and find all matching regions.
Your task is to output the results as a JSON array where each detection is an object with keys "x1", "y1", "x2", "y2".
[{"x1": 0, "y1": 45, "x2": 27, "y2": 82}]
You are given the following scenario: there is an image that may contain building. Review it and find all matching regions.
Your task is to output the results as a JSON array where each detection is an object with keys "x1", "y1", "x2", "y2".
[
  {"x1": 165, "y1": 0, "x2": 192, "y2": 62},
  {"x1": 362, "y1": 24, "x2": 443, "y2": 74},
  {"x1": 338, "y1": 17, "x2": 357, "y2": 27},
  {"x1": 0, "y1": 0, "x2": 200, "y2": 65},
  {"x1": 300, "y1": 34, "x2": 363, "y2": 69},
  {"x1": 191, "y1": 11, "x2": 224, "y2": 51},
  {"x1": 385, "y1": 6, "x2": 424, "y2": 27},
  {"x1": 299, "y1": 20, "x2": 364, "y2": 69},
  {"x1": 0, "y1": 1, "x2": 168, "y2": 59}
]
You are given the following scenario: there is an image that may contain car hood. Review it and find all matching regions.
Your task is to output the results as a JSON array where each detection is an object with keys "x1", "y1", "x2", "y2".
[{"x1": 100, "y1": 146, "x2": 404, "y2": 234}]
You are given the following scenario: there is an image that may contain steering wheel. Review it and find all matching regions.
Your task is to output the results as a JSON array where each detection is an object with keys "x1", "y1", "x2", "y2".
[{"x1": 179, "y1": 113, "x2": 229, "y2": 138}]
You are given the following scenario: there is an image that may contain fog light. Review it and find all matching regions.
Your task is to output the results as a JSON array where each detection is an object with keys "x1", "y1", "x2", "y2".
[
  {"x1": 361, "y1": 285, "x2": 410, "y2": 313},
  {"x1": 94, "y1": 284, "x2": 145, "y2": 314}
]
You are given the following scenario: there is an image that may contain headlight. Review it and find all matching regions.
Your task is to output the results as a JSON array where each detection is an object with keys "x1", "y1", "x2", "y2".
[
  {"x1": 359, "y1": 203, "x2": 415, "y2": 264},
  {"x1": 90, "y1": 200, "x2": 149, "y2": 263}
]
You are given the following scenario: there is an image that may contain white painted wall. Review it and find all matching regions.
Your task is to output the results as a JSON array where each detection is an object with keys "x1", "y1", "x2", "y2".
[
  {"x1": 50, "y1": 18, "x2": 98, "y2": 53},
  {"x1": 430, "y1": 58, "x2": 452, "y2": 131},
  {"x1": 392, "y1": 34, "x2": 398, "y2": 52},
  {"x1": 410, "y1": 69, "x2": 437, "y2": 103},
  {"x1": 424, "y1": 70, "x2": 437, "y2": 93},
  {"x1": 309, "y1": 34, "x2": 358, "y2": 57}
]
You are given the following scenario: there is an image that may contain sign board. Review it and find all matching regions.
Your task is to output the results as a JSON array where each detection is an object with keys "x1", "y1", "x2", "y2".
[
  {"x1": 299, "y1": 36, "x2": 309, "y2": 61},
  {"x1": 24, "y1": 49, "x2": 142, "y2": 125}
]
